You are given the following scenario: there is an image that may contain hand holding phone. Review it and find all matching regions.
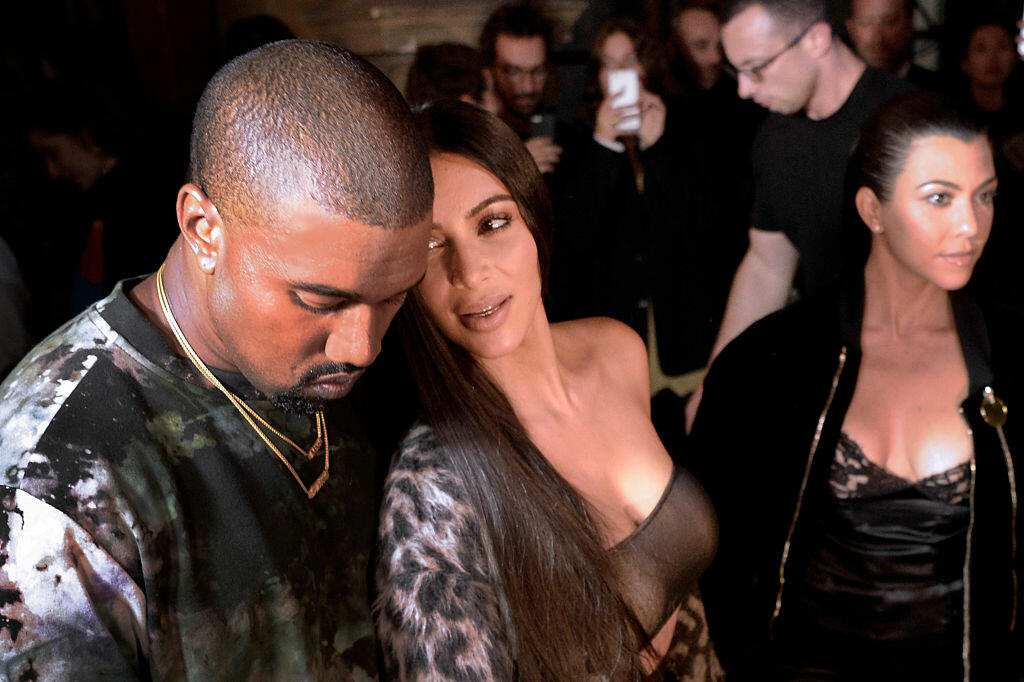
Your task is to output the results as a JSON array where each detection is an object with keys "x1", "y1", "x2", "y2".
[
  {"x1": 608, "y1": 69, "x2": 641, "y2": 132},
  {"x1": 530, "y1": 114, "x2": 556, "y2": 139}
]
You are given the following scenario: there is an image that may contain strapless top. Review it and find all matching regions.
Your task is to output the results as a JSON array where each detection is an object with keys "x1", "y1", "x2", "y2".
[{"x1": 608, "y1": 465, "x2": 718, "y2": 637}]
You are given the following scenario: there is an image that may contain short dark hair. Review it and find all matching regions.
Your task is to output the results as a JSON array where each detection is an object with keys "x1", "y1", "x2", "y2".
[
  {"x1": 189, "y1": 39, "x2": 433, "y2": 229},
  {"x1": 479, "y1": 2, "x2": 554, "y2": 66},
  {"x1": 405, "y1": 43, "x2": 485, "y2": 107},
  {"x1": 413, "y1": 100, "x2": 552, "y2": 291},
  {"x1": 722, "y1": 0, "x2": 829, "y2": 29}
]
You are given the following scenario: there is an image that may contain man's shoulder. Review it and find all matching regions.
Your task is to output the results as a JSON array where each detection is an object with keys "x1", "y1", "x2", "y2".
[
  {"x1": 0, "y1": 306, "x2": 125, "y2": 462},
  {"x1": 853, "y1": 66, "x2": 917, "y2": 108},
  {"x1": 0, "y1": 291, "x2": 182, "y2": 500}
]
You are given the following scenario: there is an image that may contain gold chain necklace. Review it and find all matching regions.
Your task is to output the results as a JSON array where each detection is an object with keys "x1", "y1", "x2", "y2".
[{"x1": 155, "y1": 264, "x2": 329, "y2": 498}]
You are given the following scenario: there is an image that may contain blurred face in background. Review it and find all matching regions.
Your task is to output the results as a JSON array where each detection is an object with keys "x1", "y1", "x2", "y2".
[
  {"x1": 597, "y1": 31, "x2": 645, "y2": 96},
  {"x1": 961, "y1": 24, "x2": 1016, "y2": 91},
  {"x1": 491, "y1": 34, "x2": 548, "y2": 118},
  {"x1": 673, "y1": 8, "x2": 724, "y2": 89},
  {"x1": 846, "y1": 0, "x2": 914, "y2": 72}
]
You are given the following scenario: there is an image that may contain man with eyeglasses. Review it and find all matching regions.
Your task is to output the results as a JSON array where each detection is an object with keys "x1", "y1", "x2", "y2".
[
  {"x1": 686, "y1": 0, "x2": 911, "y2": 430},
  {"x1": 479, "y1": 2, "x2": 563, "y2": 174}
]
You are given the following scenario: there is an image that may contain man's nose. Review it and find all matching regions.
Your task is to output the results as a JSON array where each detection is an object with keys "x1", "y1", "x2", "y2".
[
  {"x1": 736, "y1": 73, "x2": 756, "y2": 100},
  {"x1": 324, "y1": 305, "x2": 380, "y2": 368}
]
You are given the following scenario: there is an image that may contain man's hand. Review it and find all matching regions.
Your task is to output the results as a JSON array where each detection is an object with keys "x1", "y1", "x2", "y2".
[{"x1": 525, "y1": 136, "x2": 562, "y2": 174}]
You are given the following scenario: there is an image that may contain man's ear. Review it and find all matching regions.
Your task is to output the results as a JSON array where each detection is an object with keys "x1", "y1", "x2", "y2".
[
  {"x1": 855, "y1": 186, "x2": 884, "y2": 234},
  {"x1": 176, "y1": 184, "x2": 225, "y2": 274},
  {"x1": 804, "y1": 21, "x2": 834, "y2": 59}
]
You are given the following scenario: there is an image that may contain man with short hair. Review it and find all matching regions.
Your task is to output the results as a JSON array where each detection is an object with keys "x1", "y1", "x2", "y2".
[
  {"x1": 672, "y1": 2, "x2": 726, "y2": 91},
  {"x1": 480, "y1": 2, "x2": 563, "y2": 174},
  {"x1": 686, "y1": 0, "x2": 910, "y2": 427},
  {"x1": 0, "y1": 40, "x2": 432, "y2": 679},
  {"x1": 846, "y1": 0, "x2": 940, "y2": 89}
]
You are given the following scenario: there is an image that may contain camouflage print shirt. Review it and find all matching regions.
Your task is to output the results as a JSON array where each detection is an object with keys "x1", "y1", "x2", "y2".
[{"x1": 0, "y1": 280, "x2": 379, "y2": 681}]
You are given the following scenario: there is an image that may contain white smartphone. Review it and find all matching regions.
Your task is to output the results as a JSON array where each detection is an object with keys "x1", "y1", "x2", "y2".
[
  {"x1": 1018, "y1": 7, "x2": 1024, "y2": 58},
  {"x1": 608, "y1": 69, "x2": 641, "y2": 132}
]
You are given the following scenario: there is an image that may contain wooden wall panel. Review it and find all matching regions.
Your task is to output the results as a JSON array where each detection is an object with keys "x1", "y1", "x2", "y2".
[{"x1": 213, "y1": 0, "x2": 585, "y2": 88}]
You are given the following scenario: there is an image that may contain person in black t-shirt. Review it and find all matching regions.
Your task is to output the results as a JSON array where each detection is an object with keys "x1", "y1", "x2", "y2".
[{"x1": 686, "y1": 0, "x2": 910, "y2": 429}]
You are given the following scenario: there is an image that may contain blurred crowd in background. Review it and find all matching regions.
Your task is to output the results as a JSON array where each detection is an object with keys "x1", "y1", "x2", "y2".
[{"x1": 1, "y1": 0, "x2": 1022, "y2": 412}]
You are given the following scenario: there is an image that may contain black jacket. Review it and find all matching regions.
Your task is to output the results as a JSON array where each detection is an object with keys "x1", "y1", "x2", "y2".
[
  {"x1": 548, "y1": 101, "x2": 744, "y2": 376},
  {"x1": 689, "y1": 278, "x2": 1023, "y2": 680}
]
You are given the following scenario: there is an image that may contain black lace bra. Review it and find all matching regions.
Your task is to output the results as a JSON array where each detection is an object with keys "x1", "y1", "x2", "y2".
[
  {"x1": 831, "y1": 431, "x2": 971, "y2": 504},
  {"x1": 607, "y1": 466, "x2": 718, "y2": 637}
]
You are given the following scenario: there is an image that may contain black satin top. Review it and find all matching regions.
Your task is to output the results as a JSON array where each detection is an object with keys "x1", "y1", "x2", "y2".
[
  {"x1": 777, "y1": 434, "x2": 971, "y2": 678},
  {"x1": 608, "y1": 465, "x2": 718, "y2": 637}
]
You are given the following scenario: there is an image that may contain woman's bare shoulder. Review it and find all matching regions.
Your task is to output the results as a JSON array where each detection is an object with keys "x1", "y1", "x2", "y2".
[{"x1": 552, "y1": 317, "x2": 649, "y2": 392}]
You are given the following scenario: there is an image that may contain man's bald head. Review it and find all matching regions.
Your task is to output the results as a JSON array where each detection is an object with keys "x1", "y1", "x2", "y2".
[{"x1": 189, "y1": 40, "x2": 433, "y2": 229}]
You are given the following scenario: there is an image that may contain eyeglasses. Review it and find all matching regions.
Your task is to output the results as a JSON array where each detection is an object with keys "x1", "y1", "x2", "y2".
[{"x1": 723, "y1": 22, "x2": 814, "y2": 83}]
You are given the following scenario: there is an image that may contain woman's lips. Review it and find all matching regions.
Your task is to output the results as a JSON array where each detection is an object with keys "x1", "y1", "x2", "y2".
[
  {"x1": 939, "y1": 250, "x2": 975, "y2": 268},
  {"x1": 458, "y1": 296, "x2": 511, "y2": 331}
]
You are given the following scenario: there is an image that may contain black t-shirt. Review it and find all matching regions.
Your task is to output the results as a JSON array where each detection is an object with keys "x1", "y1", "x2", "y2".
[{"x1": 750, "y1": 67, "x2": 912, "y2": 296}]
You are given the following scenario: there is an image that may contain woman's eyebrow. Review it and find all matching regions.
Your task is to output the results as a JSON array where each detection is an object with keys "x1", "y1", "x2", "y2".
[{"x1": 466, "y1": 194, "x2": 513, "y2": 219}]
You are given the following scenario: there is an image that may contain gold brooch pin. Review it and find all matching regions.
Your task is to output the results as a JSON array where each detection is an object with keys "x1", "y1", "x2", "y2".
[{"x1": 981, "y1": 386, "x2": 1008, "y2": 428}]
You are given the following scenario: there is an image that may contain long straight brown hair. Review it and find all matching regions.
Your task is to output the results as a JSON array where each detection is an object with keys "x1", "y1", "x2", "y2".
[{"x1": 399, "y1": 100, "x2": 648, "y2": 680}]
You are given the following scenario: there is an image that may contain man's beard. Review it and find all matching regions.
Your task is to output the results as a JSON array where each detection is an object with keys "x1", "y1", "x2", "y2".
[
  {"x1": 504, "y1": 92, "x2": 541, "y2": 117},
  {"x1": 264, "y1": 362, "x2": 364, "y2": 414}
]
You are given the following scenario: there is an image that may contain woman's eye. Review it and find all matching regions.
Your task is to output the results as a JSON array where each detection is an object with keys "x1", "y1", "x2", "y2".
[
  {"x1": 480, "y1": 216, "x2": 510, "y2": 233},
  {"x1": 977, "y1": 189, "x2": 997, "y2": 205},
  {"x1": 926, "y1": 192, "x2": 952, "y2": 206}
]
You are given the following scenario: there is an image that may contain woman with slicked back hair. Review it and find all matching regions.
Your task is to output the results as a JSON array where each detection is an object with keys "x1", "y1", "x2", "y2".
[
  {"x1": 691, "y1": 91, "x2": 1024, "y2": 679},
  {"x1": 374, "y1": 100, "x2": 722, "y2": 681}
]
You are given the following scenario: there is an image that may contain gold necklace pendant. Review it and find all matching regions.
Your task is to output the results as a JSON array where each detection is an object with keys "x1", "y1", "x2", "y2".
[{"x1": 155, "y1": 264, "x2": 329, "y2": 499}]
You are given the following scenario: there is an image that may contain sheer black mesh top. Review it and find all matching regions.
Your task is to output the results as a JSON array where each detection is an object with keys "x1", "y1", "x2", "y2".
[{"x1": 607, "y1": 466, "x2": 718, "y2": 637}]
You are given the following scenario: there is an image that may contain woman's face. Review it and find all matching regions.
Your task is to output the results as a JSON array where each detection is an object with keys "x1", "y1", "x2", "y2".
[
  {"x1": 598, "y1": 32, "x2": 645, "y2": 96},
  {"x1": 961, "y1": 24, "x2": 1016, "y2": 90},
  {"x1": 418, "y1": 152, "x2": 542, "y2": 360},
  {"x1": 872, "y1": 134, "x2": 996, "y2": 290}
]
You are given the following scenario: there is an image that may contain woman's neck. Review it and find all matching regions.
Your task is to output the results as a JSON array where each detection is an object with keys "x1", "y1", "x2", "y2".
[
  {"x1": 862, "y1": 246, "x2": 954, "y2": 339},
  {"x1": 477, "y1": 306, "x2": 576, "y2": 417},
  {"x1": 970, "y1": 82, "x2": 1005, "y2": 113}
]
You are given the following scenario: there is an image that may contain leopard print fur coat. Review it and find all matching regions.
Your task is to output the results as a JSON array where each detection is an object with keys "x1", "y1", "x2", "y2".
[{"x1": 374, "y1": 424, "x2": 723, "y2": 681}]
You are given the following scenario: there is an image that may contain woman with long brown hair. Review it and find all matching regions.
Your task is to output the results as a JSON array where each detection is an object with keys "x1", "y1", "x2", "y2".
[{"x1": 374, "y1": 100, "x2": 721, "y2": 681}]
